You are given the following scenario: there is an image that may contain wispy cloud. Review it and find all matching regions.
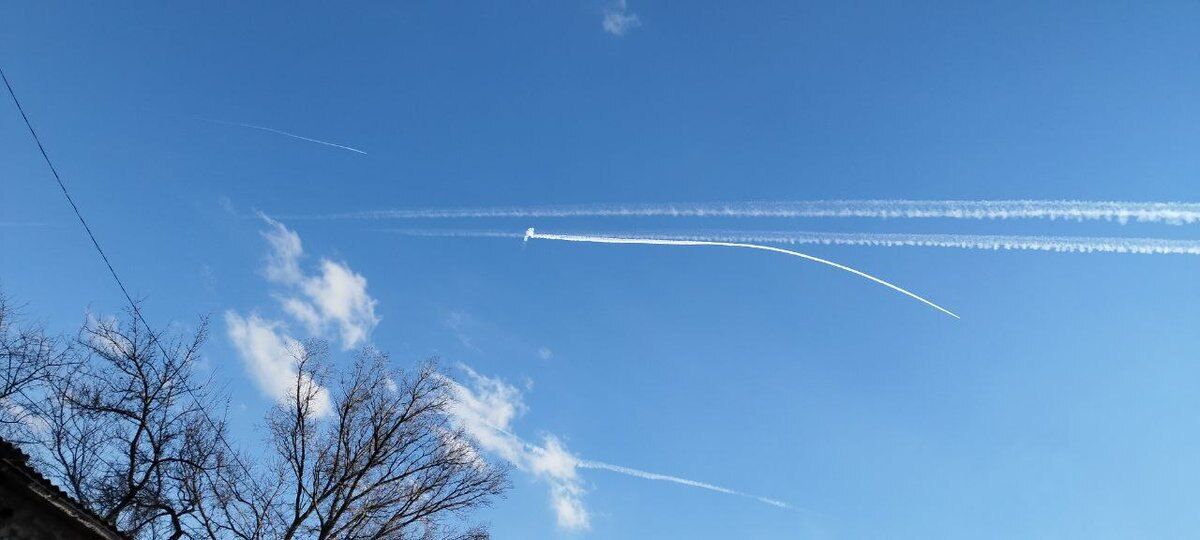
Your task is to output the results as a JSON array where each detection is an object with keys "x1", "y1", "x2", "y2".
[
  {"x1": 225, "y1": 215, "x2": 378, "y2": 415},
  {"x1": 201, "y1": 118, "x2": 367, "y2": 155},
  {"x1": 260, "y1": 213, "x2": 379, "y2": 349},
  {"x1": 443, "y1": 310, "x2": 482, "y2": 353},
  {"x1": 602, "y1": 0, "x2": 641, "y2": 36},
  {"x1": 443, "y1": 365, "x2": 789, "y2": 530},
  {"x1": 224, "y1": 312, "x2": 331, "y2": 417},
  {"x1": 443, "y1": 365, "x2": 588, "y2": 530},
  {"x1": 296, "y1": 200, "x2": 1200, "y2": 225}
]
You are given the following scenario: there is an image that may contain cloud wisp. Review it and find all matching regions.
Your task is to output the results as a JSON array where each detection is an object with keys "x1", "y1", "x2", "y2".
[
  {"x1": 443, "y1": 366, "x2": 789, "y2": 531},
  {"x1": 299, "y1": 200, "x2": 1200, "y2": 224},
  {"x1": 259, "y1": 213, "x2": 380, "y2": 349},
  {"x1": 224, "y1": 312, "x2": 332, "y2": 416},
  {"x1": 514, "y1": 228, "x2": 959, "y2": 318},
  {"x1": 602, "y1": 0, "x2": 641, "y2": 36},
  {"x1": 225, "y1": 215, "x2": 379, "y2": 416},
  {"x1": 201, "y1": 118, "x2": 367, "y2": 155}
]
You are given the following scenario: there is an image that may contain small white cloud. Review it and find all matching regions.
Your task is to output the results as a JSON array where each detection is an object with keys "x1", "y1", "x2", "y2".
[
  {"x1": 224, "y1": 311, "x2": 331, "y2": 417},
  {"x1": 444, "y1": 366, "x2": 590, "y2": 531},
  {"x1": 537, "y1": 346, "x2": 554, "y2": 360},
  {"x1": 444, "y1": 365, "x2": 527, "y2": 464},
  {"x1": 258, "y1": 214, "x2": 379, "y2": 349},
  {"x1": 602, "y1": 0, "x2": 641, "y2": 36},
  {"x1": 1, "y1": 398, "x2": 49, "y2": 435},
  {"x1": 260, "y1": 214, "x2": 305, "y2": 284},
  {"x1": 532, "y1": 435, "x2": 589, "y2": 529}
]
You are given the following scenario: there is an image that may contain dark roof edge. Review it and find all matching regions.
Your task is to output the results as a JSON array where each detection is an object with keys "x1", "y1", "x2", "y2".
[{"x1": 0, "y1": 437, "x2": 128, "y2": 539}]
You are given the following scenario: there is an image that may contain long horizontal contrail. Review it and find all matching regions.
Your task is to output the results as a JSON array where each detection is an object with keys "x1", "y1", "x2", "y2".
[
  {"x1": 577, "y1": 460, "x2": 791, "y2": 508},
  {"x1": 201, "y1": 118, "x2": 367, "y2": 155},
  {"x1": 294, "y1": 200, "x2": 1200, "y2": 224},
  {"x1": 521, "y1": 228, "x2": 958, "y2": 318},
  {"x1": 385, "y1": 228, "x2": 1200, "y2": 256}
]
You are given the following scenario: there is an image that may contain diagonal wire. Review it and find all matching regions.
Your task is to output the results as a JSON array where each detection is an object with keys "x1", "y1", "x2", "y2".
[{"x1": 1, "y1": 65, "x2": 276, "y2": 517}]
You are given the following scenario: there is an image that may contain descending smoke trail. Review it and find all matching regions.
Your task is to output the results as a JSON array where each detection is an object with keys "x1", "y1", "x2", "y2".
[
  {"x1": 577, "y1": 460, "x2": 791, "y2": 508},
  {"x1": 202, "y1": 118, "x2": 367, "y2": 155},
  {"x1": 299, "y1": 200, "x2": 1200, "y2": 224},
  {"x1": 521, "y1": 228, "x2": 959, "y2": 318},
  {"x1": 387, "y1": 228, "x2": 1200, "y2": 256}
]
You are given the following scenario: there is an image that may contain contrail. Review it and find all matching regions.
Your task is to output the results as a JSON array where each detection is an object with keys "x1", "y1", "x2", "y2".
[
  {"x1": 201, "y1": 118, "x2": 367, "y2": 155},
  {"x1": 387, "y1": 228, "x2": 1200, "y2": 256},
  {"x1": 475, "y1": 418, "x2": 792, "y2": 510},
  {"x1": 520, "y1": 228, "x2": 958, "y2": 318},
  {"x1": 292, "y1": 200, "x2": 1200, "y2": 224},
  {"x1": 577, "y1": 460, "x2": 791, "y2": 509}
]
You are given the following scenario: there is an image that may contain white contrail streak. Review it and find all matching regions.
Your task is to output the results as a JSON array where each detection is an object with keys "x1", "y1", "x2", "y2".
[
  {"x1": 577, "y1": 460, "x2": 791, "y2": 509},
  {"x1": 202, "y1": 118, "x2": 367, "y2": 155},
  {"x1": 387, "y1": 228, "x2": 1200, "y2": 256},
  {"x1": 521, "y1": 228, "x2": 959, "y2": 318},
  {"x1": 299, "y1": 200, "x2": 1200, "y2": 224},
  {"x1": 476, "y1": 420, "x2": 792, "y2": 510},
  {"x1": 660, "y1": 231, "x2": 1200, "y2": 255}
]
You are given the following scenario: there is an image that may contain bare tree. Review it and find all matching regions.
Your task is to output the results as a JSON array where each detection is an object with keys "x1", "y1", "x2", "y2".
[
  {"x1": 22, "y1": 307, "x2": 230, "y2": 539},
  {"x1": 0, "y1": 292, "x2": 73, "y2": 437},
  {"x1": 225, "y1": 343, "x2": 508, "y2": 540},
  {"x1": 1, "y1": 297, "x2": 509, "y2": 539}
]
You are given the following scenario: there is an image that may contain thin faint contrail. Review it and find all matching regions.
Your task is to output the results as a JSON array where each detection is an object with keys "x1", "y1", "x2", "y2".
[
  {"x1": 472, "y1": 417, "x2": 792, "y2": 510},
  {"x1": 519, "y1": 228, "x2": 958, "y2": 318},
  {"x1": 201, "y1": 118, "x2": 367, "y2": 155},
  {"x1": 577, "y1": 460, "x2": 791, "y2": 508},
  {"x1": 292, "y1": 200, "x2": 1200, "y2": 224},
  {"x1": 386, "y1": 228, "x2": 1200, "y2": 256}
]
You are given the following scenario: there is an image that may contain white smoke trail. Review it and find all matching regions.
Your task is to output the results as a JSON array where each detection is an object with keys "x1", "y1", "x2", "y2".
[
  {"x1": 202, "y1": 118, "x2": 367, "y2": 155},
  {"x1": 387, "y1": 228, "x2": 1200, "y2": 256},
  {"x1": 300, "y1": 200, "x2": 1200, "y2": 224},
  {"x1": 521, "y1": 228, "x2": 959, "y2": 318},
  {"x1": 577, "y1": 460, "x2": 791, "y2": 509}
]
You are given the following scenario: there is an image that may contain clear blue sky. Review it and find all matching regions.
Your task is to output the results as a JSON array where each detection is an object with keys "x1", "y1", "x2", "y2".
[{"x1": 4, "y1": 2, "x2": 1200, "y2": 538}]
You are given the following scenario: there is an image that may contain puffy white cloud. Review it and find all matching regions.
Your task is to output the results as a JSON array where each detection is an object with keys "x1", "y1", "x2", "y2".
[
  {"x1": 532, "y1": 435, "x2": 589, "y2": 529},
  {"x1": 444, "y1": 366, "x2": 590, "y2": 531},
  {"x1": 224, "y1": 312, "x2": 331, "y2": 417},
  {"x1": 225, "y1": 216, "x2": 374, "y2": 416},
  {"x1": 261, "y1": 215, "x2": 304, "y2": 284},
  {"x1": 444, "y1": 365, "x2": 528, "y2": 465},
  {"x1": 602, "y1": 0, "x2": 641, "y2": 36},
  {"x1": 259, "y1": 214, "x2": 379, "y2": 349}
]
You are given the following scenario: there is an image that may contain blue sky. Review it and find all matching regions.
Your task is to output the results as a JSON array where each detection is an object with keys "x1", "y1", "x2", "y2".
[{"x1": 4, "y1": 1, "x2": 1200, "y2": 537}]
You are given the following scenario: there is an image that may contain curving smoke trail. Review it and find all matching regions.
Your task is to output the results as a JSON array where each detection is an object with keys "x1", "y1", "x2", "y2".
[
  {"x1": 294, "y1": 200, "x2": 1200, "y2": 224},
  {"x1": 576, "y1": 460, "x2": 791, "y2": 509},
  {"x1": 201, "y1": 118, "x2": 367, "y2": 155},
  {"x1": 522, "y1": 228, "x2": 959, "y2": 318}
]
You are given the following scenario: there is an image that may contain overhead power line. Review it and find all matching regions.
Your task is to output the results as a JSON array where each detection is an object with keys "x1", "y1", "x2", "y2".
[{"x1": 0, "y1": 65, "x2": 275, "y2": 513}]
